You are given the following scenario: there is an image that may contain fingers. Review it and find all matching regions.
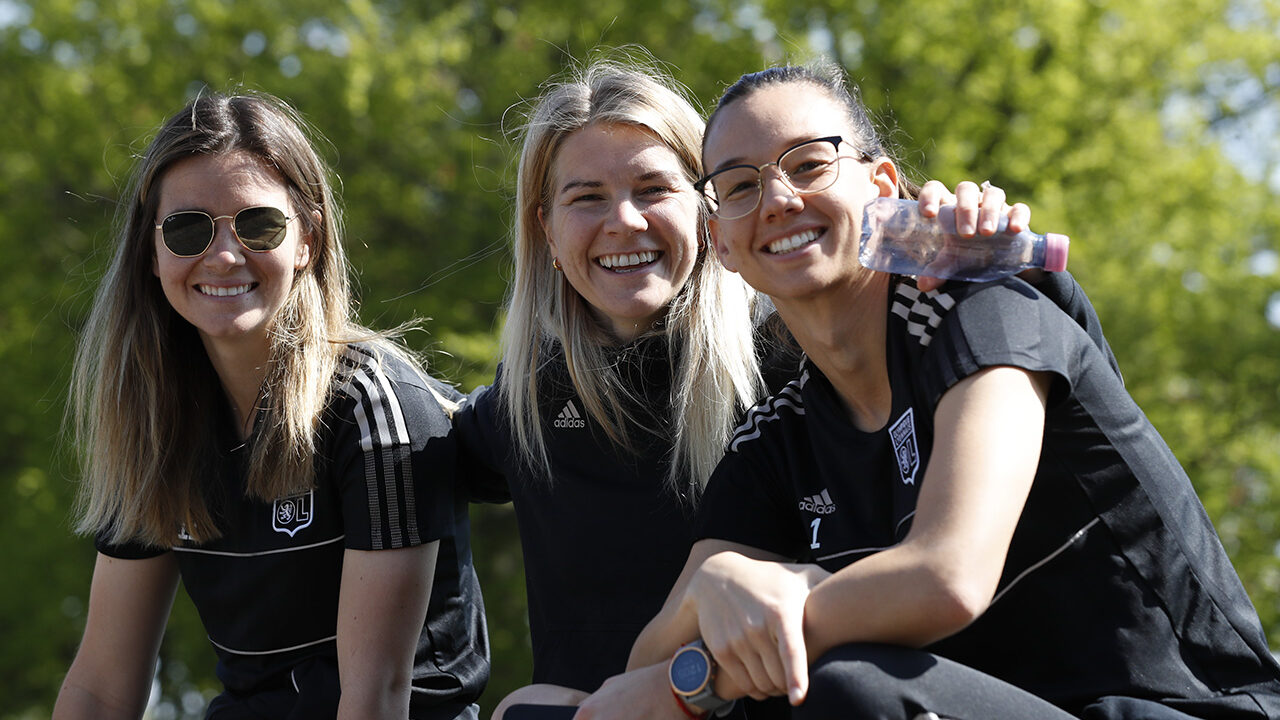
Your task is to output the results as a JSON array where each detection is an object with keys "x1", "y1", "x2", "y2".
[
  {"x1": 704, "y1": 618, "x2": 791, "y2": 700},
  {"x1": 1006, "y1": 202, "x2": 1031, "y2": 234},
  {"x1": 774, "y1": 612, "x2": 810, "y2": 705},
  {"x1": 916, "y1": 180, "x2": 955, "y2": 217},
  {"x1": 916, "y1": 276, "x2": 945, "y2": 293},
  {"x1": 976, "y1": 181, "x2": 1008, "y2": 236},
  {"x1": 952, "y1": 180, "x2": 982, "y2": 236},
  {"x1": 957, "y1": 178, "x2": 1024, "y2": 237},
  {"x1": 716, "y1": 644, "x2": 774, "y2": 700}
]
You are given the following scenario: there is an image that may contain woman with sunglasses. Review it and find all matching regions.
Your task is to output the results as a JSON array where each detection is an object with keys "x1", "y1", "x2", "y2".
[
  {"x1": 611, "y1": 61, "x2": 1280, "y2": 720},
  {"x1": 54, "y1": 91, "x2": 487, "y2": 720},
  {"x1": 453, "y1": 55, "x2": 1094, "y2": 720}
]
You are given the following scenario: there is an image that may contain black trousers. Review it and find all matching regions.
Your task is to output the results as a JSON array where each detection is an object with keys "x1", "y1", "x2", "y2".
[
  {"x1": 797, "y1": 644, "x2": 1204, "y2": 720},
  {"x1": 507, "y1": 644, "x2": 1210, "y2": 720}
]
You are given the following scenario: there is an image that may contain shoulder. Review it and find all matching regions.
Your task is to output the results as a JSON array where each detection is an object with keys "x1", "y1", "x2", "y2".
[
  {"x1": 889, "y1": 276, "x2": 1076, "y2": 350},
  {"x1": 333, "y1": 343, "x2": 457, "y2": 442},
  {"x1": 904, "y1": 278, "x2": 1099, "y2": 409},
  {"x1": 726, "y1": 365, "x2": 813, "y2": 455},
  {"x1": 939, "y1": 277, "x2": 1087, "y2": 350},
  {"x1": 887, "y1": 278, "x2": 963, "y2": 352}
]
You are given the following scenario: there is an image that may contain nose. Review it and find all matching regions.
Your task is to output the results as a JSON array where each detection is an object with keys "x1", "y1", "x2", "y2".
[
  {"x1": 758, "y1": 166, "x2": 802, "y2": 222},
  {"x1": 201, "y1": 216, "x2": 247, "y2": 268},
  {"x1": 605, "y1": 197, "x2": 647, "y2": 235}
]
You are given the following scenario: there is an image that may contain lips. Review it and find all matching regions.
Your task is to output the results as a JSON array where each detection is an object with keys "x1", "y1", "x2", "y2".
[
  {"x1": 765, "y1": 228, "x2": 823, "y2": 254},
  {"x1": 196, "y1": 283, "x2": 256, "y2": 297},
  {"x1": 596, "y1": 250, "x2": 660, "y2": 272}
]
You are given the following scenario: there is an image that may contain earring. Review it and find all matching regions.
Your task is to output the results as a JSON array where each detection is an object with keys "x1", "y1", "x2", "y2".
[{"x1": 552, "y1": 257, "x2": 562, "y2": 272}]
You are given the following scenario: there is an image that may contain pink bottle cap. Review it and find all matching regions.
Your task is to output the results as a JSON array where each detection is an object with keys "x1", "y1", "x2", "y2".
[{"x1": 1044, "y1": 233, "x2": 1069, "y2": 272}]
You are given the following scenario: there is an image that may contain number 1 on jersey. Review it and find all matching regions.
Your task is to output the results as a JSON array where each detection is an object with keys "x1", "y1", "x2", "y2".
[{"x1": 810, "y1": 517, "x2": 821, "y2": 549}]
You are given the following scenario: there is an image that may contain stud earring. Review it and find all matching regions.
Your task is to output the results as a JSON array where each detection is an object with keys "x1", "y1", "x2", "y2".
[{"x1": 552, "y1": 257, "x2": 562, "y2": 272}]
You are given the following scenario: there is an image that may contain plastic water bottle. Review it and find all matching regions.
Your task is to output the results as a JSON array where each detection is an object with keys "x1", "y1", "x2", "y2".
[{"x1": 859, "y1": 197, "x2": 1069, "y2": 281}]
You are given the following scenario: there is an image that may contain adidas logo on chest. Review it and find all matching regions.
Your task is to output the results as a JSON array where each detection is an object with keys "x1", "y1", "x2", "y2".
[
  {"x1": 554, "y1": 399, "x2": 586, "y2": 429},
  {"x1": 799, "y1": 488, "x2": 837, "y2": 514}
]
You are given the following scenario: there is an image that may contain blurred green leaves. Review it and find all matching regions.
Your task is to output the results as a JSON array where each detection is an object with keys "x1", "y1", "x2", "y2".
[{"x1": 4, "y1": 0, "x2": 1279, "y2": 717}]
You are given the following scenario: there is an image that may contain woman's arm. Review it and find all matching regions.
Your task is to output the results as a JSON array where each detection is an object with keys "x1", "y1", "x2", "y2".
[
  {"x1": 670, "y1": 365, "x2": 1051, "y2": 705},
  {"x1": 802, "y1": 366, "x2": 1051, "y2": 653},
  {"x1": 335, "y1": 542, "x2": 438, "y2": 720},
  {"x1": 53, "y1": 552, "x2": 179, "y2": 720},
  {"x1": 453, "y1": 385, "x2": 516, "y2": 504}
]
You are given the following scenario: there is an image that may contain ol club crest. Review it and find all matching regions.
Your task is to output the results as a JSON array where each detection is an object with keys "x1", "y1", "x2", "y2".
[
  {"x1": 272, "y1": 489, "x2": 314, "y2": 537},
  {"x1": 889, "y1": 408, "x2": 920, "y2": 486}
]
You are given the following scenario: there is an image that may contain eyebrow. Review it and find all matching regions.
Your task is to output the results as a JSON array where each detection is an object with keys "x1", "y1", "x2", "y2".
[
  {"x1": 558, "y1": 179, "x2": 602, "y2": 194},
  {"x1": 709, "y1": 157, "x2": 749, "y2": 173},
  {"x1": 709, "y1": 135, "x2": 826, "y2": 173},
  {"x1": 556, "y1": 169, "x2": 684, "y2": 194}
]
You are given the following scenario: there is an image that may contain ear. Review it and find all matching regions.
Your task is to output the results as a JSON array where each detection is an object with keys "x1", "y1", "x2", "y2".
[
  {"x1": 871, "y1": 157, "x2": 899, "y2": 198},
  {"x1": 295, "y1": 209, "x2": 319, "y2": 270},
  {"x1": 708, "y1": 216, "x2": 739, "y2": 274},
  {"x1": 538, "y1": 205, "x2": 558, "y2": 256}
]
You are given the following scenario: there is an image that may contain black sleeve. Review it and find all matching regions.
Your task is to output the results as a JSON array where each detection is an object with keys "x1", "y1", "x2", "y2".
[
  {"x1": 921, "y1": 278, "x2": 1095, "y2": 411},
  {"x1": 1023, "y1": 270, "x2": 1122, "y2": 381},
  {"x1": 94, "y1": 535, "x2": 170, "y2": 559},
  {"x1": 330, "y1": 356, "x2": 457, "y2": 551},
  {"x1": 453, "y1": 381, "x2": 515, "y2": 504},
  {"x1": 694, "y1": 432, "x2": 806, "y2": 560}
]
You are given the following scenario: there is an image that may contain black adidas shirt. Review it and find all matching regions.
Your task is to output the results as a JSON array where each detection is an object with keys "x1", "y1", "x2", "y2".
[
  {"x1": 98, "y1": 344, "x2": 488, "y2": 719},
  {"x1": 697, "y1": 278, "x2": 1280, "y2": 718},
  {"x1": 455, "y1": 336, "x2": 714, "y2": 692}
]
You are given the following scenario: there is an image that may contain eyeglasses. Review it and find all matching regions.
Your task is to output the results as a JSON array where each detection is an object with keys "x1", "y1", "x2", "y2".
[
  {"x1": 155, "y1": 206, "x2": 295, "y2": 257},
  {"x1": 694, "y1": 136, "x2": 869, "y2": 220}
]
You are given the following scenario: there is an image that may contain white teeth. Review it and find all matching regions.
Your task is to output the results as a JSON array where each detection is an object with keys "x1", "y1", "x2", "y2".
[
  {"x1": 766, "y1": 229, "x2": 821, "y2": 254},
  {"x1": 198, "y1": 284, "x2": 253, "y2": 297},
  {"x1": 597, "y1": 251, "x2": 659, "y2": 270}
]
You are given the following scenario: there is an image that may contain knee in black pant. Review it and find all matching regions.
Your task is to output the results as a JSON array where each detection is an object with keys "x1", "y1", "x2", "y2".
[{"x1": 794, "y1": 643, "x2": 937, "y2": 720}]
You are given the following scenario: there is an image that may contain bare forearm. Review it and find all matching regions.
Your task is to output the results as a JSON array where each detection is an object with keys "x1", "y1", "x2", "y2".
[
  {"x1": 627, "y1": 600, "x2": 700, "y2": 670},
  {"x1": 336, "y1": 683, "x2": 411, "y2": 720},
  {"x1": 801, "y1": 545, "x2": 982, "y2": 661},
  {"x1": 53, "y1": 677, "x2": 148, "y2": 720},
  {"x1": 336, "y1": 543, "x2": 436, "y2": 720}
]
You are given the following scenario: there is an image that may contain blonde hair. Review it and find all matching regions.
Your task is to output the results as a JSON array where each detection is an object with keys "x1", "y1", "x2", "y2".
[
  {"x1": 71, "y1": 91, "x2": 419, "y2": 546},
  {"x1": 501, "y1": 54, "x2": 764, "y2": 500}
]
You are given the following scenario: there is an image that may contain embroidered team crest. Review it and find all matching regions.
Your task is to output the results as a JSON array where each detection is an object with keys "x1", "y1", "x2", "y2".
[
  {"x1": 272, "y1": 490, "x2": 314, "y2": 537},
  {"x1": 888, "y1": 408, "x2": 920, "y2": 485}
]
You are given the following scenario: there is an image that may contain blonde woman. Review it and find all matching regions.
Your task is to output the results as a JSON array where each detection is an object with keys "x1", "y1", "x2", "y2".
[
  {"x1": 54, "y1": 91, "x2": 487, "y2": 720},
  {"x1": 454, "y1": 55, "x2": 1033, "y2": 720}
]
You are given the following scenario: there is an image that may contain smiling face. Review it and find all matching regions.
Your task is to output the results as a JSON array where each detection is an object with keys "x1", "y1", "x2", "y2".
[
  {"x1": 152, "y1": 150, "x2": 311, "y2": 360},
  {"x1": 540, "y1": 122, "x2": 702, "y2": 341},
  {"x1": 704, "y1": 82, "x2": 898, "y2": 302}
]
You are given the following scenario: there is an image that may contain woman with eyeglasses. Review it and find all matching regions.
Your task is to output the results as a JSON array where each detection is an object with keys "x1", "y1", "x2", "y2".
[
  {"x1": 607, "y1": 61, "x2": 1280, "y2": 720},
  {"x1": 53, "y1": 91, "x2": 487, "y2": 720},
  {"x1": 452, "y1": 54, "x2": 1096, "y2": 720}
]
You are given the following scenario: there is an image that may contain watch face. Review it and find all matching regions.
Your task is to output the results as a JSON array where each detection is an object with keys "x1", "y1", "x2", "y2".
[{"x1": 670, "y1": 646, "x2": 711, "y2": 695}]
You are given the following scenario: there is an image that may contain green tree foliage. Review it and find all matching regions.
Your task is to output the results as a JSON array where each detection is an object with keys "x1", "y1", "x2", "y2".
[{"x1": 3, "y1": 0, "x2": 1277, "y2": 717}]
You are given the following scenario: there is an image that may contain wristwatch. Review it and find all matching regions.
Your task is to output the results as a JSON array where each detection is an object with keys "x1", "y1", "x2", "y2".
[{"x1": 668, "y1": 639, "x2": 732, "y2": 716}]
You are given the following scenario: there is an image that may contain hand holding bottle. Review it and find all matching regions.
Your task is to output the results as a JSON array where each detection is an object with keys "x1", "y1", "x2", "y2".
[{"x1": 860, "y1": 197, "x2": 1068, "y2": 282}]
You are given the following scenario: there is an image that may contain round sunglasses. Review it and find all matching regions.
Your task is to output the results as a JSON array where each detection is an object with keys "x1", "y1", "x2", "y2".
[{"x1": 155, "y1": 206, "x2": 295, "y2": 257}]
